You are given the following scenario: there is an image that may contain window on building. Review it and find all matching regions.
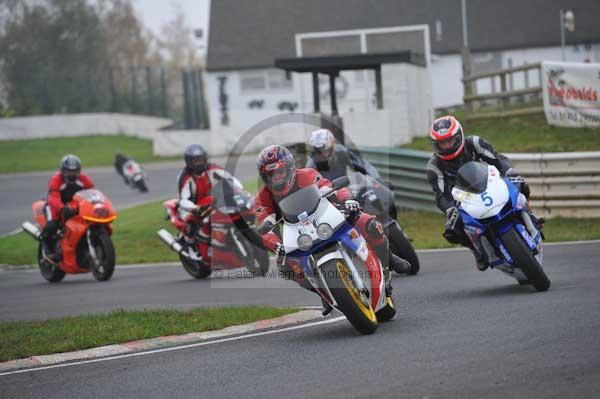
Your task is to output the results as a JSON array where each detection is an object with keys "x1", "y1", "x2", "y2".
[
  {"x1": 240, "y1": 73, "x2": 267, "y2": 92},
  {"x1": 267, "y1": 70, "x2": 293, "y2": 90}
]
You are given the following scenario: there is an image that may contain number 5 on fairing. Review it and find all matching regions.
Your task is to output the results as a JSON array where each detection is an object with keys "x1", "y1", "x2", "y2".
[{"x1": 481, "y1": 191, "x2": 493, "y2": 207}]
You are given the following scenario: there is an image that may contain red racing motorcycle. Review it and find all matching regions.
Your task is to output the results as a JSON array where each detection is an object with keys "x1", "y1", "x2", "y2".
[
  {"x1": 22, "y1": 189, "x2": 117, "y2": 283},
  {"x1": 157, "y1": 171, "x2": 269, "y2": 279}
]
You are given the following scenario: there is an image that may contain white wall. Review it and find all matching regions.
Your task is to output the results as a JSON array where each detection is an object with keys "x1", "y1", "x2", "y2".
[
  {"x1": 203, "y1": 61, "x2": 433, "y2": 151},
  {"x1": 429, "y1": 54, "x2": 463, "y2": 108},
  {"x1": 0, "y1": 113, "x2": 173, "y2": 141}
]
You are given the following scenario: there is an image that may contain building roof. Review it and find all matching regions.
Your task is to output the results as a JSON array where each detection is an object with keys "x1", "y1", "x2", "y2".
[
  {"x1": 274, "y1": 51, "x2": 425, "y2": 74},
  {"x1": 207, "y1": 0, "x2": 600, "y2": 71}
]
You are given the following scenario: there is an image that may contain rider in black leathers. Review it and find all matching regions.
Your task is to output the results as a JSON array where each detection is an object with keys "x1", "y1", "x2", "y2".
[
  {"x1": 306, "y1": 129, "x2": 380, "y2": 181},
  {"x1": 426, "y1": 115, "x2": 534, "y2": 270}
]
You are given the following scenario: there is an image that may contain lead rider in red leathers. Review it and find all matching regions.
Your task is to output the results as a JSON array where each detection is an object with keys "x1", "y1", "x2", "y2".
[
  {"x1": 41, "y1": 154, "x2": 95, "y2": 261},
  {"x1": 254, "y1": 145, "x2": 410, "y2": 315}
]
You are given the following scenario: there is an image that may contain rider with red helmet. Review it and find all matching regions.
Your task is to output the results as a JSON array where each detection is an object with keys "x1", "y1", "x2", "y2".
[
  {"x1": 426, "y1": 115, "x2": 531, "y2": 270},
  {"x1": 255, "y1": 145, "x2": 410, "y2": 315},
  {"x1": 41, "y1": 155, "x2": 95, "y2": 261},
  {"x1": 177, "y1": 144, "x2": 222, "y2": 259}
]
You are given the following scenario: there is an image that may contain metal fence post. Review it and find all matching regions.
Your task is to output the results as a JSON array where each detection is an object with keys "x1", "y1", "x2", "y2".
[
  {"x1": 160, "y1": 67, "x2": 168, "y2": 118},
  {"x1": 146, "y1": 66, "x2": 155, "y2": 115},
  {"x1": 182, "y1": 69, "x2": 193, "y2": 129}
]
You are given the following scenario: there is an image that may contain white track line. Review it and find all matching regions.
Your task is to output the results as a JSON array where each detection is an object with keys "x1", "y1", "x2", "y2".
[{"x1": 0, "y1": 316, "x2": 345, "y2": 377}]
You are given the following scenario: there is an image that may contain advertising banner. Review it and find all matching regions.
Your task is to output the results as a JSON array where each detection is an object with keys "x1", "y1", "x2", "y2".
[{"x1": 542, "y1": 61, "x2": 600, "y2": 127}]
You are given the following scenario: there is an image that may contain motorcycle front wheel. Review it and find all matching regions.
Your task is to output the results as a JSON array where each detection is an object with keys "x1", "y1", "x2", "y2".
[
  {"x1": 321, "y1": 259, "x2": 378, "y2": 335},
  {"x1": 500, "y1": 228, "x2": 550, "y2": 292},
  {"x1": 387, "y1": 222, "x2": 420, "y2": 275},
  {"x1": 90, "y1": 231, "x2": 116, "y2": 281}
]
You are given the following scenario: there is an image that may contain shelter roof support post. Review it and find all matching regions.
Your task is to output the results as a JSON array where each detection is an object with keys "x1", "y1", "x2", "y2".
[
  {"x1": 328, "y1": 73, "x2": 339, "y2": 117},
  {"x1": 312, "y1": 72, "x2": 320, "y2": 113},
  {"x1": 375, "y1": 66, "x2": 383, "y2": 110}
]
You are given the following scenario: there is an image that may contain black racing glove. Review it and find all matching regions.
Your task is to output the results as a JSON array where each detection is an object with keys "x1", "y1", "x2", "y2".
[
  {"x1": 60, "y1": 206, "x2": 78, "y2": 220},
  {"x1": 274, "y1": 242, "x2": 286, "y2": 267},
  {"x1": 505, "y1": 168, "x2": 530, "y2": 198},
  {"x1": 443, "y1": 206, "x2": 463, "y2": 244}
]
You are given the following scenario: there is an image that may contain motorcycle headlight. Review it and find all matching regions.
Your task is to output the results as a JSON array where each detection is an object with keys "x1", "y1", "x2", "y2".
[
  {"x1": 316, "y1": 223, "x2": 333, "y2": 240},
  {"x1": 297, "y1": 234, "x2": 313, "y2": 251}
]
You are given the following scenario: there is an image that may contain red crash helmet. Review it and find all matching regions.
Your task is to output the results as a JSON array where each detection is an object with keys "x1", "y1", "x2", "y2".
[
  {"x1": 430, "y1": 116, "x2": 465, "y2": 161},
  {"x1": 257, "y1": 145, "x2": 296, "y2": 196}
]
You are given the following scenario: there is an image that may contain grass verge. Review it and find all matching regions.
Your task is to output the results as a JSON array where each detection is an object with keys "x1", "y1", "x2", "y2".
[
  {"x1": 0, "y1": 306, "x2": 298, "y2": 362},
  {"x1": 402, "y1": 113, "x2": 600, "y2": 153},
  {"x1": 2, "y1": 204, "x2": 599, "y2": 266},
  {"x1": 0, "y1": 135, "x2": 176, "y2": 174}
]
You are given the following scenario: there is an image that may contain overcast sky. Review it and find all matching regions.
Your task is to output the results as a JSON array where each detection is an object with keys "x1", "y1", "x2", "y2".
[{"x1": 132, "y1": 0, "x2": 210, "y2": 48}]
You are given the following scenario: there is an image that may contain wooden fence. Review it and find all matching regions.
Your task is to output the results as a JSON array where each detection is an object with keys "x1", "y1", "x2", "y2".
[{"x1": 462, "y1": 62, "x2": 544, "y2": 121}]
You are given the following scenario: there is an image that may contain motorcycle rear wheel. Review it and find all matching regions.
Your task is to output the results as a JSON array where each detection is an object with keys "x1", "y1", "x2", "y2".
[
  {"x1": 135, "y1": 179, "x2": 148, "y2": 192},
  {"x1": 500, "y1": 228, "x2": 550, "y2": 292},
  {"x1": 321, "y1": 259, "x2": 378, "y2": 335},
  {"x1": 38, "y1": 244, "x2": 65, "y2": 283},
  {"x1": 179, "y1": 253, "x2": 212, "y2": 279}
]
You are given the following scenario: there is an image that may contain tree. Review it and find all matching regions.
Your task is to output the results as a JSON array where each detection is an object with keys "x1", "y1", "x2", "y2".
[{"x1": 0, "y1": 0, "x2": 110, "y2": 115}]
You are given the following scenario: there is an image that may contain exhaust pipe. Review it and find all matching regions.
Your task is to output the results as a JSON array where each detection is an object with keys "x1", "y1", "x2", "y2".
[
  {"x1": 22, "y1": 221, "x2": 41, "y2": 240},
  {"x1": 157, "y1": 229, "x2": 189, "y2": 257}
]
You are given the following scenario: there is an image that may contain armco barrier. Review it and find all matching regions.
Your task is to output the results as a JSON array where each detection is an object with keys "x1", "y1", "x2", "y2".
[{"x1": 359, "y1": 147, "x2": 600, "y2": 218}]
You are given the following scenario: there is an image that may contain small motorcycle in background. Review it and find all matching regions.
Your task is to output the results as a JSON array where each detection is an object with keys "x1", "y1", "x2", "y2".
[
  {"x1": 114, "y1": 153, "x2": 148, "y2": 192},
  {"x1": 22, "y1": 189, "x2": 117, "y2": 283}
]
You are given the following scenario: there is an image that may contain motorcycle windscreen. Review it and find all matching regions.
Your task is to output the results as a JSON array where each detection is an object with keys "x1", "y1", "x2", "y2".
[
  {"x1": 455, "y1": 161, "x2": 489, "y2": 194},
  {"x1": 212, "y1": 176, "x2": 239, "y2": 212},
  {"x1": 278, "y1": 185, "x2": 321, "y2": 224},
  {"x1": 347, "y1": 172, "x2": 393, "y2": 215}
]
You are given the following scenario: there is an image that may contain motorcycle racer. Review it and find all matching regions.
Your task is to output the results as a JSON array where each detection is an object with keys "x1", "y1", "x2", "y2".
[
  {"x1": 40, "y1": 154, "x2": 95, "y2": 261},
  {"x1": 177, "y1": 144, "x2": 222, "y2": 260},
  {"x1": 254, "y1": 145, "x2": 410, "y2": 315},
  {"x1": 426, "y1": 115, "x2": 537, "y2": 270}
]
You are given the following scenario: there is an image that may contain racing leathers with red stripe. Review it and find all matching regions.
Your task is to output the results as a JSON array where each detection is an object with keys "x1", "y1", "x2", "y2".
[
  {"x1": 177, "y1": 164, "x2": 222, "y2": 253},
  {"x1": 41, "y1": 172, "x2": 95, "y2": 259}
]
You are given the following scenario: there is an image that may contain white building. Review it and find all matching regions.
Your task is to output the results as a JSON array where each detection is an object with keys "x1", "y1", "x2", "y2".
[{"x1": 200, "y1": 0, "x2": 600, "y2": 151}]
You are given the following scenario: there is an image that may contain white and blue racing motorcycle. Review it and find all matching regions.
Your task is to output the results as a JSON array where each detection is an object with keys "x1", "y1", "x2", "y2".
[
  {"x1": 451, "y1": 162, "x2": 550, "y2": 292},
  {"x1": 267, "y1": 177, "x2": 396, "y2": 334}
]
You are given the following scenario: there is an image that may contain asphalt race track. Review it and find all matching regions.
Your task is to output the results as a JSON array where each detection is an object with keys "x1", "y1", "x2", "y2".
[
  {"x1": 0, "y1": 154, "x2": 259, "y2": 236},
  {"x1": 1, "y1": 241, "x2": 599, "y2": 398}
]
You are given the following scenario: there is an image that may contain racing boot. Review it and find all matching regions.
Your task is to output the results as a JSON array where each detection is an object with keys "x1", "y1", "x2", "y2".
[
  {"x1": 41, "y1": 236, "x2": 60, "y2": 263},
  {"x1": 304, "y1": 284, "x2": 333, "y2": 316},
  {"x1": 372, "y1": 242, "x2": 409, "y2": 297},
  {"x1": 321, "y1": 297, "x2": 333, "y2": 316},
  {"x1": 473, "y1": 250, "x2": 488, "y2": 271},
  {"x1": 40, "y1": 221, "x2": 60, "y2": 263}
]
